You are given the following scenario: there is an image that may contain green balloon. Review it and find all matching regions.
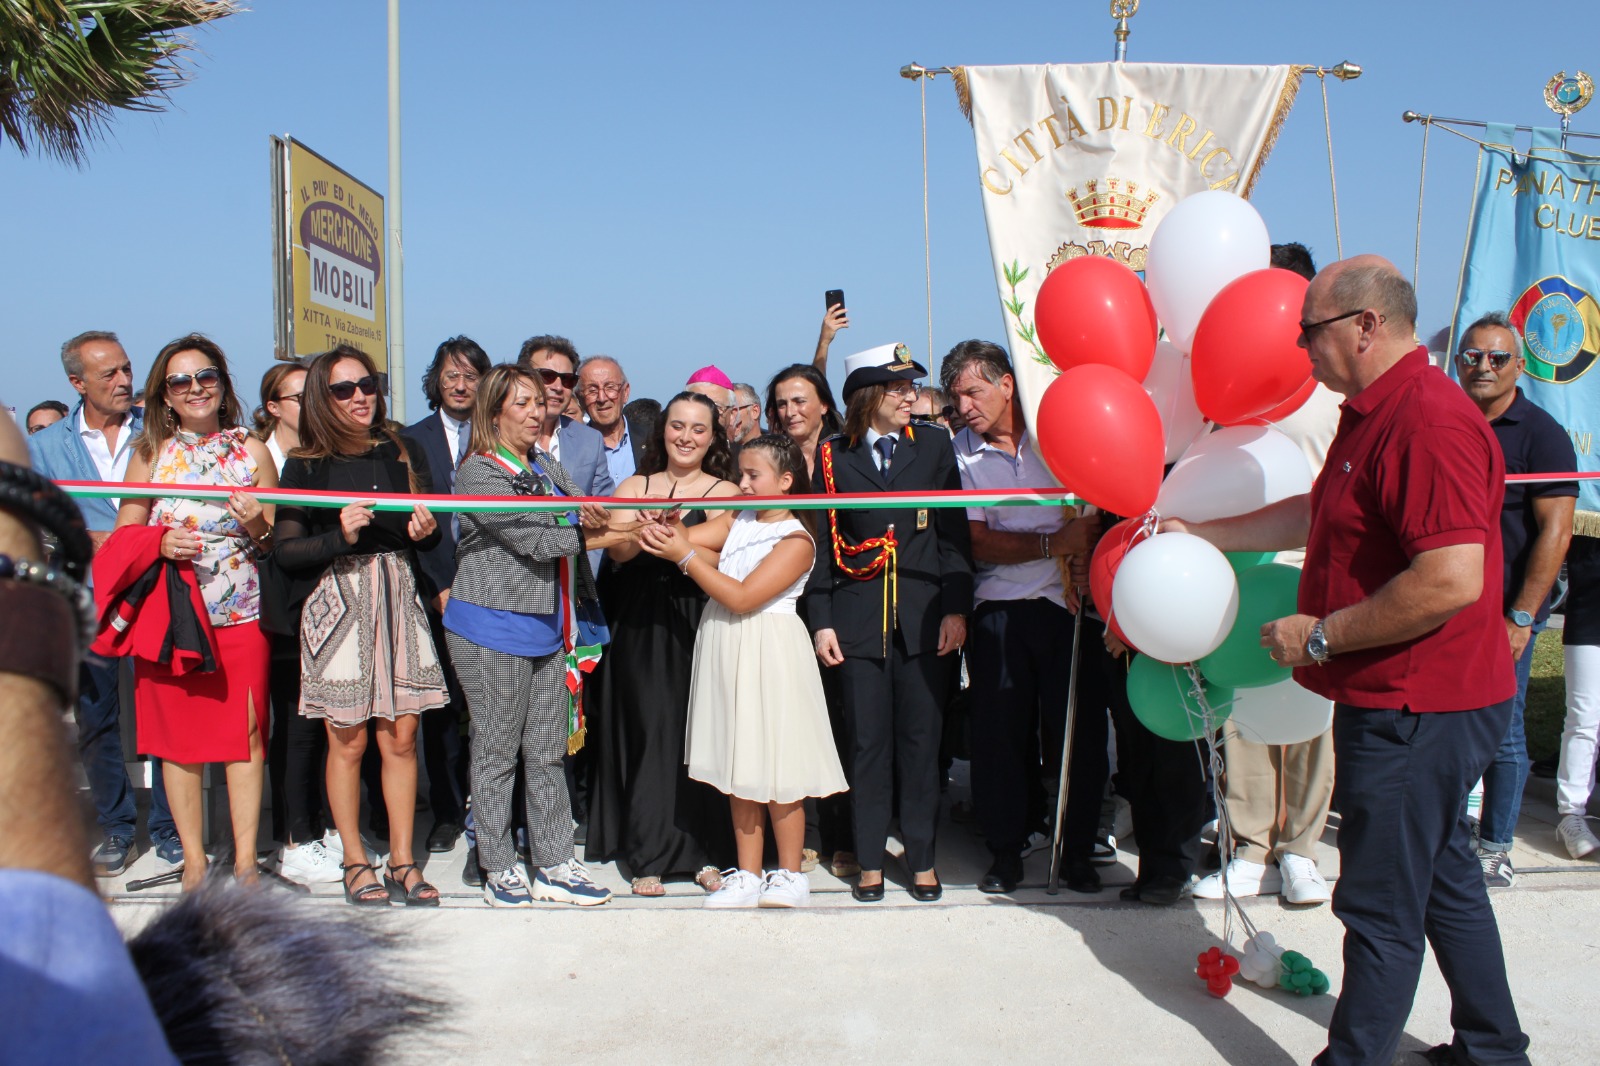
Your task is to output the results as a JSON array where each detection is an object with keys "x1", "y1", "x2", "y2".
[
  {"x1": 1126, "y1": 655, "x2": 1233, "y2": 742},
  {"x1": 1199, "y1": 563, "x2": 1302, "y2": 690},
  {"x1": 1226, "y1": 551, "x2": 1273, "y2": 572}
]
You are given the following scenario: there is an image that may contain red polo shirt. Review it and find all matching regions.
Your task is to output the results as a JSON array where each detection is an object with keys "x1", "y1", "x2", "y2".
[{"x1": 1295, "y1": 347, "x2": 1516, "y2": 711}]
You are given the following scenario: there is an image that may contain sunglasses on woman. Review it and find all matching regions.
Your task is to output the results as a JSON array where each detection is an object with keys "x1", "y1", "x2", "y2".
[
  {"x1": 535, "y1": 368, "x2": 579, "y2": 389},
  {"x1": 1456, "y1": 349, "x2": 1515, "y2": 371},
  {"x1": 165, "y1": 366, "x2": 222, "y2": 393},
  {"x1": 329, "y1": 375, "x2": 380, "y2": 401}
]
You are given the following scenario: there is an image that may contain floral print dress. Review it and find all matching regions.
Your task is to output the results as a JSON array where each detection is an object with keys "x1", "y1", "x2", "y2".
[{"x1": 149, "y1": 427, "x2": 261, "y2": 627}]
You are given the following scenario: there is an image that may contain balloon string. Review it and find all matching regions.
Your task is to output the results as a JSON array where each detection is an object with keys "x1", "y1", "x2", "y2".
[{"x1": 1180, "y1": 662, "x2": 1261, "y2": 952}]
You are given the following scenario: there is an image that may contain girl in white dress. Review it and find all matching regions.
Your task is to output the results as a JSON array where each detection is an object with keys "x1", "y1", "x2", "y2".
[{"x1": 639, "y1": 435, "x2": 848, "y2": 908}]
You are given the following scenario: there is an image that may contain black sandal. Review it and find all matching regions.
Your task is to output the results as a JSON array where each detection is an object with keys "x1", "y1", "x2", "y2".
[
  {"x1": 341, "y1": 862, "x2": 391, "y2": 908},
  {"x1": 384, "y1": 862, "x2": 441, "y2": 907}
]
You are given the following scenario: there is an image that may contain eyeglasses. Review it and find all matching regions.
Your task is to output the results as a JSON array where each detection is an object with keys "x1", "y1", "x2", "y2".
[
  {"x1": 535, "y1": 368, "x2": 579, "y2": 389},
  {"x1": 440, "y1": 370, "x2": 480, "y2": 387},
  {"x1": 165, "y1": 366, "x2": 222, "y2": 393},
  {"x1": 1297, "y1": 309, "x2": 1368, "y2": 342},
  {"x1": 329, "y1": 376, "x2": 379, "y2": 401},
  {"x1": 885, "y1": 381, "x2": 921, "y2": 399},
  {"x1": 940, "y1": 405, "x2": 958, "y2": 422},
  {"x1": 274, "y1": 392, "x2": 302, "y2": 405},
  {"x1": 580, "y1": 382, "x2": 625, "y2": 400},
  {"x1": 1457, "y1": 348, "x2": 1516, "y2": 371}
]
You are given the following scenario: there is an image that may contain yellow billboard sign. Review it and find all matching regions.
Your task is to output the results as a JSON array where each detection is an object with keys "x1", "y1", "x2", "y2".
[{"x1": 271, "y1": 136, "x2": 387, "y2": 367}]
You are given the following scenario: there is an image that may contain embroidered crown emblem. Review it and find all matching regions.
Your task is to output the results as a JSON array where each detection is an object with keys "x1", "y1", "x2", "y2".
[
  {"x1": 891, "y1": 343, "x2": 913, "y2": 367},
  {"x1": 1065, "y1": 177, "x2": 1160, "y2": 230}
]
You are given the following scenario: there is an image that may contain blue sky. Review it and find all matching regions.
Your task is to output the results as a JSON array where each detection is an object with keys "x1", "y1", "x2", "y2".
[{"x1": 1, "y1": 1, "x2": 1588, "y2": 421}]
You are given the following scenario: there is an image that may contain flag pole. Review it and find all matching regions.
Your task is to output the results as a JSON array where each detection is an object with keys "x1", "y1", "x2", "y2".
[
  {"x1": 386, "y1": 0, "x2": 407, "y2": 421},
  {"x1": 1112, "y1": 1, "x2": 1137, "y2": 63},
  {"x1": 1046, "y1": 594, "x2": 1086, "y2": 895}
]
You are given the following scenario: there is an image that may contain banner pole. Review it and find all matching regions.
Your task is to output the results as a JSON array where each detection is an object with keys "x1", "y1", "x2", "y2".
[
  {"x1": 1046, "y1": 599, "x2": 1085, "y2": 895},
  {"x1": 1111, "y1": 1, "x2": 1137, "y2": 63},
  {"x1": 386, "y1": 0, "x2": 407, "y2": 421}
]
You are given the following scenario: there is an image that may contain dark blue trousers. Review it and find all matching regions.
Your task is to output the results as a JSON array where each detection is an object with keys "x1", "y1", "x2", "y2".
[
  {"x1": 77, "y1": 653, "x2": 174, "y2": 845},
  {"x1": 1316, "y1": 701, "x2": 1529, "y2": 1066},
  {"x1": 967, "y1": 599, "x2": 1107, "y2": 861}
]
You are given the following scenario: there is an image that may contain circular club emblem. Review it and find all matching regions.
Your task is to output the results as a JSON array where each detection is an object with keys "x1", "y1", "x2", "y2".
[{"x1": 1511, "y1": 276, "x2": 1600, "y2": 384}]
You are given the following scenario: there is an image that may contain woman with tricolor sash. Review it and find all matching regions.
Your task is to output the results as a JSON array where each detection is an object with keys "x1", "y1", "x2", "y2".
[
  {"x1": 443, "y1": 364, "x2": 614, "y2": 908},
  {"x1": 805, "y1": 343, "x2": 973, "y2": 902}
]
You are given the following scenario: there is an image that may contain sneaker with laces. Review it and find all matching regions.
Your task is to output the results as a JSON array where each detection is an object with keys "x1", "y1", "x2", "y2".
[
  {"x1": 280, "y1": 839, "x2": 344, "y2": 885},
  {"x1": 153, "y1": 837, "x2": 185, "y2": 874},
  {"x1": 1021, "y1": 831, "x2": 1050, "y2": 858},
  {"x1": 532, "y1": 860, "x2": 612, "y2": 906},
  {"x1": 91, "y1": 837, "x2": 135, "y2": 877},
  {"x1": 1192, "y1": 857, "x2": 1279, "y2": 900},
  {"x1": 1557, "y1": 814, "x2": 1600, "y2": 859},
  {"x1": 758, "y1": 868, "x2": 811, "y2": 908},
  {"x1": 484, "y1": 867, "x2": 535, "y2": 908},
  {"x1": 1279, "y1": 853, "x2": 1331, "y2": 904},
  {"x1": 703, "y1": 868, "x2": 764, "y2": 909},
  {"x1": 1479, "y1": 850, "x2": 1516, "y2": 888}
]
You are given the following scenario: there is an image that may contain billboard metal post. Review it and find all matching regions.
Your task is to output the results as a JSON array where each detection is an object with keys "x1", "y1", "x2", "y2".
[{"x1": 386, "y1": 0, "x2": 406, "y2": 421}]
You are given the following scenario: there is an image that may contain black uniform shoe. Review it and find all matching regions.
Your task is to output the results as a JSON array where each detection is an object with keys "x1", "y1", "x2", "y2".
[
  {"x1": 979, "y1": 853, "x2": 1024, "y2": 894},
  {"x1": 851, "y1": 878, "x2": 885, "y2": 902},
  {"x1": 1063, "y1": 858, "x2": 1103, "y2": 894},
  {"x1": 461, "y1": 845, "x2": 485, "y2": 888},
  {"x1": 1124, "y1": 874, "x2": 1187, "y2": 906},
  {"x1": 426, "y1": 820, "x2": 463, "y2": 853}
]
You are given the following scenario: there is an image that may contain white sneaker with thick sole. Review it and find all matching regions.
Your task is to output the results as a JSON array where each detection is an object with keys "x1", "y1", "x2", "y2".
[
  {"x1": 484, "y1": 867, "x2": 535, "y2": 908},
  {"x1": 532, "y1": 859, "x2": 612, "y2": 906},
  {"x1": 1279, "y1": 853, "x2": 1331, "y2": 905},
  {"x1": 279, "y1": 839, "x2": 345, "y2": 885},
  {"x1": 1192, "y1": 857, "x2": 1279, "y2": 900},
  {"x1": 1557, "y1": 814, "x2": 1600, "y2": 859},
  {"x1": 703, "y1": 868, "x2": 764, "y2": 909},
  {"x1": 758, "y1": 868, "x2": 810, "y2": 908}
]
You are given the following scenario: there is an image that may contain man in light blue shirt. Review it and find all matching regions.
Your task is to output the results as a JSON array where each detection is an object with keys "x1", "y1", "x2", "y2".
[{"x1": 578, "y1": 354, "x2": 646, "y2": 488}]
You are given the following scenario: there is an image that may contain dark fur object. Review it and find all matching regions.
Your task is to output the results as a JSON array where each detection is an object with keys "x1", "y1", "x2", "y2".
[{"x1": 126, "y1": 881, "x2": 446, "y2": 1064}]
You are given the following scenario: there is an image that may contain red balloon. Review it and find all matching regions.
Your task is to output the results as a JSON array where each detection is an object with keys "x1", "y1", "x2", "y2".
[
  {"x1": 1226, "y1": 374, "x2": 1316, "y2": 427},
  {"x1": 1034, "y1": 255, "x2": 1159, "y2": 381},
  {"x1": 1089, "y1": 517, "x2": 1149, "y2": 648},
  {"x1": 1190, "y1": 268, "x2": 1312, "y2": 425},
  {"x1": 1036, "y1": 364, "x2": 1164, "y2": 520}
]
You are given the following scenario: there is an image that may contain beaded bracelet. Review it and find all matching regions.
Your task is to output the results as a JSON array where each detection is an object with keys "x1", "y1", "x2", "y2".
[
  {"x1": 0, "y1": 553, "x2": 96, "y2": 647},
  {"x1": 0, "y1": 553, "x2": 95, "y2": 703},
  {"x1": 0, "y1": 460, "x2": 94, "y2": 581}
]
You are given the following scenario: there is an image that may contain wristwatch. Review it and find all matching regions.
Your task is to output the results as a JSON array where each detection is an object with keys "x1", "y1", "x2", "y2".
[
  {"x1": 1306, "y1": 619, "x2": 1332, "y2": 664},
  {"x1": 1509, "y1": 609, "x2": 1534, "y2": 628}
]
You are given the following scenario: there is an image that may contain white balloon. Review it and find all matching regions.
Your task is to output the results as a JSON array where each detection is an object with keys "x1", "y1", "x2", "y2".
[
  {"x1": 1141, "y1": 340, "x2": 1208, "y2": 464},
  {"x1": 1156, "y1": 424, "x2": 1313, "y2": 524},
  {"x1": 1146, "y1": 191, "x2": 1271, "y2": 353},
  {"x1": 1112, "y1": 532, "x2": 1239, "y2": 664},
  {"x1": 1227, "y1": 676, "x2": 1334, "y2": 745}
]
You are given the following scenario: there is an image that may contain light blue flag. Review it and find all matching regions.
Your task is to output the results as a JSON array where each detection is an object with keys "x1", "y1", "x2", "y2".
[{"x1": 1451, "y1": 123, "x2": 1600, "y2": 524}]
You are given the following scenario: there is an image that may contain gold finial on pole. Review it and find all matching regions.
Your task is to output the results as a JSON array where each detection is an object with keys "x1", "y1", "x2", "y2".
[{"x1": 1110, "y1": 0, "x2": 1139, "y2": 63}]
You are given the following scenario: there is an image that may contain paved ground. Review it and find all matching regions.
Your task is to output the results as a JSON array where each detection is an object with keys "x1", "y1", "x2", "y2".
[{"x1": 102, "y1": 760, "x2": 1599, "y2": 1064}]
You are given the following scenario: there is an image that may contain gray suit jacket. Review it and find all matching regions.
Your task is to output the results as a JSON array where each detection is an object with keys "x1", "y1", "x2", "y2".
[
  {"x1": 451, "y1": 452, "x2": 599, "y2": 615},
  {"x1": 548, "y1": 415, "x2": 614, "y2": 575}
]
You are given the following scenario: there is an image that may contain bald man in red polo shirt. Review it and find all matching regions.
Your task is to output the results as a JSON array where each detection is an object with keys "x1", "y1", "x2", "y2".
[{"x1": 1167, "y1": 256, "x2": 1527, "y2": 1066}]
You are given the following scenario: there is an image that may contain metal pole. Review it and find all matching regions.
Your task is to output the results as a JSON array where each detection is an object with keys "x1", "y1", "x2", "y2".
[
  {"x1": 1046, "y1": 598, "x2": 1086, "y2": 894},
  {"x1": 386, "y1": 0, "x2": 406, "y2": 421}
]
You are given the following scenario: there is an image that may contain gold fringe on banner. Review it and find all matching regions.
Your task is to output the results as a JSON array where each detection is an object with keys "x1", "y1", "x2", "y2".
[
  {"x1": 952, "y1": 66, "x2": 971, "y2": 123},
  {"x1": 1242, "y1": 65, "x2": 1309, "y2": 198},
  {"x1": 1573, "y1": 511, "x2": 1600, "y2": 539}
]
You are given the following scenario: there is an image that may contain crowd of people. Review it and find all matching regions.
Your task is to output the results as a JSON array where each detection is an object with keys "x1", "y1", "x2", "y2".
[{"x1": 13, "y1": 248, "x2": 1600, "y2": 1061}]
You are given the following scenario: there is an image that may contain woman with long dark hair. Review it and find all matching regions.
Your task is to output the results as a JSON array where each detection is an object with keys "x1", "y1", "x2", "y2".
[
  {"x1": 110, "y1": 334, "x2": 278, "y2": 891},
  {"x1": 805, "y1": 344, "x2": 972, "y2": 902},
  {"x1": 274, "y1": 345, "x2": 449, "y2": 908},
  {"x1": 764, "y1": 364, "x2": 841, "y2": 481},
  {"x1": 585, "y1": 391, "x2": 740, "y2": 896}
]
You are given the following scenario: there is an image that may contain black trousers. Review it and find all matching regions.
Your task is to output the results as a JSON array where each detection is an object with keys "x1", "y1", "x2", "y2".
[
  {"x1": 838, "y1": 633, "x2": 954, "y2": 873},
  {"x1": 420, "y1": 609, "x2": 469, "y2": 827},
  {"x1": 968, "y1": 599, "x2": 1108, "y2": 861},
  {"x1": 1103, "y1": 644, "x2": 1207, "y2": 884},
  {"x1": 265, "y1": 635, "x2": 327, "y2": 844},
  {"x1": 1315, "y1": 701, "x2": 1528, "y2": 1066},
  {"x1": 815, "y1": 660, "x2": 855, "y2": 855}
]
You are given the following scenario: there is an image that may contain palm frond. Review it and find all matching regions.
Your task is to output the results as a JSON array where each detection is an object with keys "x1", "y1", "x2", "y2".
[{"x1": 0, "y1": 0, "x2": 240, "y2": 166}]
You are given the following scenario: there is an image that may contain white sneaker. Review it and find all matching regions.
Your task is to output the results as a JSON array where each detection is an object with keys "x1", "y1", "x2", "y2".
[
  {"x1": 1279, "y1": 853, "x2": 1332, "y2": 905},
  {"x1": 279, "y1": 839, "x2": 345, "y2": 885},
  {"x1": 703, "y1": 868, "x2": 764, "y2": 909},
  {"x1": 758, "y1": 868, "x2": 811, "y2": 908},
  {"x1": 1557, "y1": 814, "x2": 1600, "y2": 860},
  {"x1": 484, "y1": 867, "x2": 535, "y2": 908},
  {"x1": 532, "y1": 859, "x2": 612, "y2": 906},
  {"x1": 1192, "y1": 857, "x2": 1280, "y2": 900}
]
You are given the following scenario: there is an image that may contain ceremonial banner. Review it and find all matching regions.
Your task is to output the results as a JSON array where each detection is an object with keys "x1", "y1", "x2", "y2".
[
  {"x1": 956, "y1": 63, "x2": 1303, "y2": 432},
  {"x1": 270, "y1": 136, "x2": 388, "y2": 368},
  {"x1": 1451, "y1": 125, "x2": 1600, "y2": 528}
]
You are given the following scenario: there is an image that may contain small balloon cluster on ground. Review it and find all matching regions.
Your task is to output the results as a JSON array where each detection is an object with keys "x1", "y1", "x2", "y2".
[
  {"x1": 1237, "y1": 932, "x2": 1330, "y2": 995},
  {"x1": 1195, "y1": 946, "x2": 1241, "y2": 998}
]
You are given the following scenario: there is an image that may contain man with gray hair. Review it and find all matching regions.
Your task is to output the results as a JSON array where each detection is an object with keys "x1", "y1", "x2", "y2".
[
  {"x1": 28, "y1": 331, "x2": 179, "y2": 877},
  {"x1": 1165, "y1": 256, "x2": 1529, "y2": 1065},
  {"x1": 576, "y1": 354, "x2": 646, "y2": 485},
  {"x1": 725, "y1": 383, "x2": 763, "y2": 445},
  {"x1": 1455, "y1": 310, "x2": 1576, "y2": 888}
]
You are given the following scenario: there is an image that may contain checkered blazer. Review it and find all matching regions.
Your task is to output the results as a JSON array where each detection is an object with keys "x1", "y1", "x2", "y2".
[{"x1": 450, "y1": 451, "x2": 600, "y2": 615}]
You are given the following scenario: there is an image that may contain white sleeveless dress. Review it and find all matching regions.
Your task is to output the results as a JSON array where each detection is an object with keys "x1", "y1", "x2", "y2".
[{"x1": 684, "y1": 512, "x2": 849, "y2": 804}]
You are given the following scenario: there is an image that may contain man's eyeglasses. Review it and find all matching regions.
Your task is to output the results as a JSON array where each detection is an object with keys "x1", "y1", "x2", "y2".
[
  {"x1": 535, "y1": 368, "x2": 579, "y2": 389},
  {"x1": 580, "y1": 382, "x2": 625, "y2": 400},
  {"x1": 940, "y1": 405, "x2": 958, "y2": 423},
  {"x1": 329, "y1": 376, "x2": 379, "y2": 401},
  {"x1": 1297, "y1": 309, "x2": 1367, "y2": 343},
  {"x1": 1457, "y1": 348, "x2": 1516, "y2": 371},
  {"x1": 165, "y1": 366, "x2": 222, "y2": 393},
  {"x1": 441, "y1": 371, "x2": 480, "y2": 388}
]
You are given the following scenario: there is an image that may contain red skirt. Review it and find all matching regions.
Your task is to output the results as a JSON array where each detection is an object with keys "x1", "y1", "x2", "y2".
[{"x1": 136, "y1": 619, "x2": 270, "y2": 763}]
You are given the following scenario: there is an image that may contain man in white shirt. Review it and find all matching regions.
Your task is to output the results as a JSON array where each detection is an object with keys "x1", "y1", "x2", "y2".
[{"x1": 942, "y1": 339, "x2": 1105, "y2": 895}]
